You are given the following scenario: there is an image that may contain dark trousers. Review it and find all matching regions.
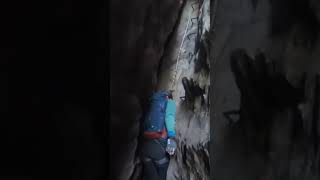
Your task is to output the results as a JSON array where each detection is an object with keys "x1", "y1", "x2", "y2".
[{"x1": 142, "y1": 138, "x2": 169, "y2": 180}]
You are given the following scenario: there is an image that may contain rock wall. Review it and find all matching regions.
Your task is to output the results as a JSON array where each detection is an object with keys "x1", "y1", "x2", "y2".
[
  {"x1": 210, "y1": 0, "x2": 320, "y2": 179},
  {"x1": 110, "y1": 0, "x2": 184, "y2": 179}
]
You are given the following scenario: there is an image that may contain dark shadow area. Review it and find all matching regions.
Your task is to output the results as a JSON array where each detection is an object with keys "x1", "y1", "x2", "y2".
[
  {"x1": 210, "y1": 0, "x2": 320, "y2": 179},
  {"x1": 269, "y1": 0, "x2": 320, "y2": 48},
  {"x1": 2, "y1": 1, "x2": 106, "y2": 179},
  {"x1": 229, "y1": 49, "x2": 306, "y2": 159}
]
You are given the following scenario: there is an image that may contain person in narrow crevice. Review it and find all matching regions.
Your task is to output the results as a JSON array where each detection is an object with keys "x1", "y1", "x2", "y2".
[{"x1": 141, "y1": 91, "x2": 177, "y2": 180}]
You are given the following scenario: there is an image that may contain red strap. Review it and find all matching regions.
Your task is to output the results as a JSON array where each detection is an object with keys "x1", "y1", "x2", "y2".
[{"x1": 144, "y1": 128, "x2": 167, "y2": 139}]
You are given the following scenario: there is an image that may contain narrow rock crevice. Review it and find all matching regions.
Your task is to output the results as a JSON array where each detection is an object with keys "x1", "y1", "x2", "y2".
[
  {"x1": 110, "y1": 0, "x2": 184, "y2": 179},
  {"x1": 157, "y1": 0, "x2": 211, "y2": 179}
]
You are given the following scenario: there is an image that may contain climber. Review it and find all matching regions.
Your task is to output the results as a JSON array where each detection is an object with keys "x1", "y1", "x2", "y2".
[{"x1": 141, "y1": 90, "x2": 177, "y2": 180}]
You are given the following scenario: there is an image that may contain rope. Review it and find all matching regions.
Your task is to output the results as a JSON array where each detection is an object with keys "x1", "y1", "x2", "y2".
[{"x1": 170, "y1": 9, "x2": 192, "y2": 90}]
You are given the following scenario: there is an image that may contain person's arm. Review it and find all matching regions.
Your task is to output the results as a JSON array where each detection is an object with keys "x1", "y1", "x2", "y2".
[
  {"x1": 165, "y1": 99, "x2": 177, "y2": 155},
  {"x1": 165, "y1": 99, "x2": 176, "y2": 138}
]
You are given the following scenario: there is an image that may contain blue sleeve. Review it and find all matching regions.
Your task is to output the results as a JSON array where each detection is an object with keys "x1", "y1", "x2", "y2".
[{"x1": 165, "y1": 99, "x2": 176, "y2": 137}]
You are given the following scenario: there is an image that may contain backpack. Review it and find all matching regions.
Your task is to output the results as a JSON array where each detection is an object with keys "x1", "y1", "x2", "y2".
[{"x1": 143, "y1": 91, "x2": 169, "y2": 139}]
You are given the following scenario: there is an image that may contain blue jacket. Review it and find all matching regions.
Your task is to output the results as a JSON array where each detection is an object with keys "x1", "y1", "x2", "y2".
[{"x1": 165, "y1": 99, "x2": 176, "y2": 137}]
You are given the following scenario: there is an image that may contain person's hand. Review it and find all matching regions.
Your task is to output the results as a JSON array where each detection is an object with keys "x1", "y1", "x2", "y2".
[{"x1": 166, "y1": 138, "x2": 177, "y2": 156}]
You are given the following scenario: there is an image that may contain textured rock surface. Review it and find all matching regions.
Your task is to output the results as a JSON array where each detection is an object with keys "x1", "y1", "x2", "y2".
[
  {"x1": 210, "y1": 0, "x2": 320, "y2": 179},
  {"x1": 110, "y1": 0, "x2": 184, "y2": 179}
]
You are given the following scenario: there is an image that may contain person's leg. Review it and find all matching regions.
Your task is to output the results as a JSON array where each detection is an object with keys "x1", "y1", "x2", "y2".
[
  {"x1": 142, "y1": 157, "x2": 160, "y2": 180},
  {"x1": 142, "y1": 139, "x2": 167, "y2": 180},
  {"x1": 154, "y1": 156, "x2": 169, "y2": 180}
]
